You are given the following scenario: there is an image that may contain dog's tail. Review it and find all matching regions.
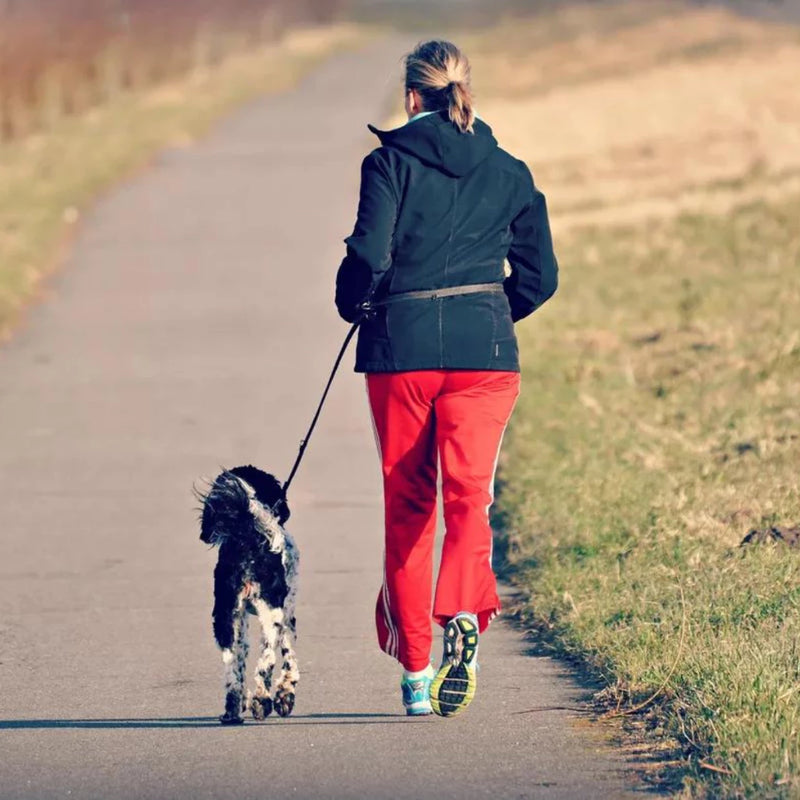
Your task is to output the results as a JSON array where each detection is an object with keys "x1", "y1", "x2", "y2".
[{"x1": 197, "y1": 471, "x2": 285, "y2": 550}]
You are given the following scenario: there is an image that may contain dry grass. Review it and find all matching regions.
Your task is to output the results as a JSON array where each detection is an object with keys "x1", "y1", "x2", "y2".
[
  {"x1": 467, "y1": 3, "x2": 800, "y2": 231},
  {"x1": 0, "y1": 0, "x2": 346, "y2": 141},
  {"x1": 0, "y1": 23, "x2": 367, "y2": 339},
  {"x1": 464, "y1": 3, "x2": 800, "y2": 797}
]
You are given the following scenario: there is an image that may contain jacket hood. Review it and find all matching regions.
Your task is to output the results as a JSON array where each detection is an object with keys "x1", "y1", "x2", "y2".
[{"x1": 368, "y1": 111, "x2": 497, "y2": 178}]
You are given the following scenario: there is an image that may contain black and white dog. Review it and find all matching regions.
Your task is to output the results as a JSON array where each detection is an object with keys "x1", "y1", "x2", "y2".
[{"x1": 198, "y1": 465, "x2": 299, "y2": 724}]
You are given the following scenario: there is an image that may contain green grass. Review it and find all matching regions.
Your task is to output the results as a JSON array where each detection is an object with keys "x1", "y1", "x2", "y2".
[
  {"x1": 496, "y1": 196, "x2": 800, "y2": 797},
  {"x1": 0, "y1": 24, "x2": 366, "y2": 339}
]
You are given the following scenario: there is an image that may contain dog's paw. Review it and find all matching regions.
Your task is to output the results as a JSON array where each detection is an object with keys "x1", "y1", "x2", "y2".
[
  {"x1": 221, "y1": 690, "x2": 244, "y2": 725},
  {"x1": 274, "y1": 691, "x2": 295, "y2": 718},
  {"x1": 251, "y1": 695, "x2": 273, "y2": 721}
]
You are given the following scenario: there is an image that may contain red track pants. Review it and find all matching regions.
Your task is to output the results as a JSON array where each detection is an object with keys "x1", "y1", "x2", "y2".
[{"x1": 366, "y1": 370, "x2": 520, "y2": 672}]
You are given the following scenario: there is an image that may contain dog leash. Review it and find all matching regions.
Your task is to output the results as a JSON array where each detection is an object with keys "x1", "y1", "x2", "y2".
[
  {"x1": 280, "y1": 282, "x2": 503, "y2": 500},
  {"x1": 281, "y1": 320, "x2": 360, "y2": 498}
]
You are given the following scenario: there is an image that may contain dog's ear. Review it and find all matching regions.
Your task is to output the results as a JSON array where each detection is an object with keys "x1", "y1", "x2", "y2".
[
  {"x1": 198, "y1": 471, "x2": 250, "y2": 545},
  {"x1": 199, "y1": 497, "x2": 217, "y2": 544},
  {"x1": 193, "y1": 480, "x2": 217, "y2": 544}
]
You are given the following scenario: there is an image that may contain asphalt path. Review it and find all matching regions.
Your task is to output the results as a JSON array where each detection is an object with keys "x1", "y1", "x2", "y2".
[
  {"x1": 0, "y1": 39, "x2": 641, "y2": 799},
  {"x1": 713, "y1": 0, "x2": 800, "y2": 22}
]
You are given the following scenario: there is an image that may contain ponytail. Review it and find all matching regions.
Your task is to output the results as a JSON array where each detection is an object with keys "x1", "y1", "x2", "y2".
[
  {"x1": 405, "y1": 41, "x2": 475, "y2": 134},
  {"x1": 447, "y1": 80, "x2": 473, "y2": 134}
]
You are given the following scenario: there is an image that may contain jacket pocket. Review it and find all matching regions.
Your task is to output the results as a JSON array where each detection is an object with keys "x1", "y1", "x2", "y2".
[
  {"x1": 490, "y1": 295, "x2": 519, "y2": 367},
  {"x1": 356, "y1": 314, "x2": 394, "y2": 371}
]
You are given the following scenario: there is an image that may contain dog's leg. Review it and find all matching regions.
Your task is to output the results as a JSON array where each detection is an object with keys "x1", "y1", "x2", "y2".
[
  {"x1": 272, "y1": 537, "x2": 299, "y2": 717},
  {"x1": 219, "y1": 599, "x2": 247, "y2": 725},
  {"x1": 274, "y1": 612, "x2": 299, "y2": 718},
  {"x1": 236, "y1": 610, "x2": 249, "y2": 715},
  {"x1": 251, "y1": 624, "x2": 273, "y2": 721},
  {"x1": 251, "y1": 598, "x2": 283, "y2": 721}
]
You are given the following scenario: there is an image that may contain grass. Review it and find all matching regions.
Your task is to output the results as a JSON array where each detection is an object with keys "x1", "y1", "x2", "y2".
[
  {"x1": 457, "y1": 3, "x2": 800, "y2": 796},
  {"x1": 0, "y1": 23, "x2": 367, "y2": 339},
  {"x1": 497, "y1": 199, "x2": 800, "y2": 796}
]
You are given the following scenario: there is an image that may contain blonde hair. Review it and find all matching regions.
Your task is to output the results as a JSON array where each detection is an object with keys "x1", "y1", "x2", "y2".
[{"x1": 405, "y1": 40, "x2": 475, "y2": 134}]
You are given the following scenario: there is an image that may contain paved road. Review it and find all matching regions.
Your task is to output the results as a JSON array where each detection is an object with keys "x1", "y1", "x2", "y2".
[
  {"x1": 0, "y1": 40, "x2": 640, "y2": 799},
  {"x1": 713, "y1": 0, "x2": 800, "y2": 22}
]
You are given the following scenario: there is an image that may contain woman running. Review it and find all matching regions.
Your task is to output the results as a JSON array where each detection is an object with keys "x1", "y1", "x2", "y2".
[{"x1": 335, "y1": 40, "x2": 558, "y2": 717}]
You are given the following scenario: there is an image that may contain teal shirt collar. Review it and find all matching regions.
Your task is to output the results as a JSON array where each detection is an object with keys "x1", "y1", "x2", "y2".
[
  {"x1": 405, "y1": 111, "x2": 435, "y2": 126},
  {"x1": 406, "y1": 110, "x2": 481, "y2": 126}
]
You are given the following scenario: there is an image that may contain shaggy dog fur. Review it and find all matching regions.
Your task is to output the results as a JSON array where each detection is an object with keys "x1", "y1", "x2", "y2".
[{"x1": 198, "y1": 465, "x2": 299, "y2": 724}]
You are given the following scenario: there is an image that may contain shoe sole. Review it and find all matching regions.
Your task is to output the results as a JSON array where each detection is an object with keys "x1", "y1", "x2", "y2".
[{"x1": 430, "y1": 616, "x2": 478, "y2": 718}]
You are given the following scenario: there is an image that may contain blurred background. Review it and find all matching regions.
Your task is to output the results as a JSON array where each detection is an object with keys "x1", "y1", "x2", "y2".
[{"x1": 5, "y1": 0, "x2": 795, "y2": 140}]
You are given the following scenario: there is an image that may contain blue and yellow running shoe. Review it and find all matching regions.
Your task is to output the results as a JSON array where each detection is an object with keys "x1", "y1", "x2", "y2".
[
  {"x1": 401, "y1": 665, "x2": 435, "y2": 716},
  {"x1": 430, "y1": 612, "x2": 479, "y2": 717}
]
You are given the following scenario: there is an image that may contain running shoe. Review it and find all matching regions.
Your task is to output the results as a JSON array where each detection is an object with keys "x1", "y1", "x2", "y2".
[
  {"x1": 430, "y1": 612, "x2": 479, "y2": 717},
  {"x1": 401, "y1": 665, "x2": 434, "y2": 716}
]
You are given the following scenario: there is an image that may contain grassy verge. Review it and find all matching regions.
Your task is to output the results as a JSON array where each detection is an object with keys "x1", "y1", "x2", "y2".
[
  {"x1": 0, "y1": 24, "x2": 367, "y2": 339},
  {"x1": 460, "y1": 4, "x2": 800, "y2": 797},
  {"x1": 498, "y1": 198, "x2": 800, "y2": 797}
]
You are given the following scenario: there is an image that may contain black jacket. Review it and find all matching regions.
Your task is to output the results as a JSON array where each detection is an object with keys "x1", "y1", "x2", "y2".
[{"x1": 335, "y1": 111, "x2": 558, "y2": 373}]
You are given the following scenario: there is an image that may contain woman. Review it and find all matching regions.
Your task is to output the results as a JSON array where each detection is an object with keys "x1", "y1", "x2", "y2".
[{"x1": 335, "y1": 40, "x2": 558, "y2": 717}]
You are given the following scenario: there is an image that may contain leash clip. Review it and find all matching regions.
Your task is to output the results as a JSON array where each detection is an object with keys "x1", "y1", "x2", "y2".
[{"x1": 358, "y1": 300, "x2": 376, "y2": 320}]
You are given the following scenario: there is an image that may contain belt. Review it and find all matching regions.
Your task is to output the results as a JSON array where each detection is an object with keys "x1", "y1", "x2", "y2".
[{"x1": 371, "y1": 282, "x2": 503, "y2": 307}]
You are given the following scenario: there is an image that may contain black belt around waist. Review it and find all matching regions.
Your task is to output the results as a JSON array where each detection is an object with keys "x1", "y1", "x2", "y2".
[{"x1": 372, "y1": 282, "x2": 503, "y2": 307}]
